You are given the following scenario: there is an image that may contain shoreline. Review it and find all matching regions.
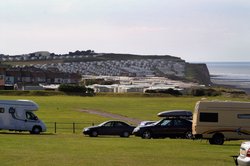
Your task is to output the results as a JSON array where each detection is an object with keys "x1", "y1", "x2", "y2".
[{"x1": 210, "y1": 77, "x2": 250, "y2": 94}]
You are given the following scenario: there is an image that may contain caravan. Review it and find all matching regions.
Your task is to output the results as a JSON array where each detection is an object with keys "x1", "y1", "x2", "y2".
[
  {"x1": 0, "y1": 100, "x2": 46, "y2": 134},
  {"x1": 193, "y1": 101, "x2": 250, "y2": 145}
]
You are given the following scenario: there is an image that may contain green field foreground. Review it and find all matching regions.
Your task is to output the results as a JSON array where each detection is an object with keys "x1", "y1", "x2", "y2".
[
  {"x1": 0, "y1": 95, "x2": 249, "y2": 165},
  {"x1": 0, "y1": 133, "x2": 242, "y2": 166}
]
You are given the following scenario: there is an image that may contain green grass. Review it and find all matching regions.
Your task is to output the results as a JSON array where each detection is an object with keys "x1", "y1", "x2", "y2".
[
  {"x1": 0, "y1": 95, "x2": 249, "y2": 165},
  {"x1": 0, "y1": 133, "x2": 242, "y2": 166}
]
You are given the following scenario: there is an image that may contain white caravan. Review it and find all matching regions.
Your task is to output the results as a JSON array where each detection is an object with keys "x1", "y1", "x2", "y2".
[
  {"x1": 193, "y1": 100, "x2": 250, "y2": 145},
  {"x1": 0, "y1": 100, "x2": 46, "y2": 134}
]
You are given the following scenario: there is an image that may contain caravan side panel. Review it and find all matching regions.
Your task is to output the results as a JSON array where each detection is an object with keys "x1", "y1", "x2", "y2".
[{"x1": 193, "y1": 101, "x2": 250, "y2": 140}]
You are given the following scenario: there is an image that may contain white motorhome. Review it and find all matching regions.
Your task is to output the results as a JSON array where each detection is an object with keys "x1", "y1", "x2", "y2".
[
  {"x1": 0, "y1": 100, "x2": 46, "y2": 134},
  {"x1": 193, "y1": 100, "x2": 250, "y2": 145}
]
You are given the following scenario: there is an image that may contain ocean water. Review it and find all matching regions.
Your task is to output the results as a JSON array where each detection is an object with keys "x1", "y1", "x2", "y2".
[{"x1": 206, "y1": 62, "x2": 250, "y2": 91}]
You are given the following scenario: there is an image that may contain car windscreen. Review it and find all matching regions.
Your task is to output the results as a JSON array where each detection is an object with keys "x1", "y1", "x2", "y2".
[{"x1": 98, "y1": 122, "x2": 107, "y2": 126}]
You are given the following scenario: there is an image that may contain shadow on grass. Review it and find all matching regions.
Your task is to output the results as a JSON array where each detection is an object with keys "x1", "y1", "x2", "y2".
[
  {"x1": 83, "y1": 135, "x2": 133, "y2": 139},
  {"x1": 0, "y1": 131, "x2": 55, "y2": 136},
  {"x1": 191, "y1": 139, "x2": 241, "y2": 147}
]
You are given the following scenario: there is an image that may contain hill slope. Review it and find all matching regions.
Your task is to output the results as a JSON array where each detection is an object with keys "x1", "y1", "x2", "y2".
[{"x1": 1, "y1": 51, "x2": 211, "y2": 85}]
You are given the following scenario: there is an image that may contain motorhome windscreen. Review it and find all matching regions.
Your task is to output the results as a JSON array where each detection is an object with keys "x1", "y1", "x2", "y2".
[{"x1": 199, "y1": 112, "x2": 218, "y2": 122}]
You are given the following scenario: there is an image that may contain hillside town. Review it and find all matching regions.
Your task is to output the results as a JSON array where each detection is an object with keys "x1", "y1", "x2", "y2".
[
  {"x1": 0, "y1": 51, "x2": 186, "y2": 77},
  {"x1": 0, "y1": 51, "x2": 209, "y2": 93},
  {"x1": 33, "y1": 59, "x2": 185, "y2": 77}
]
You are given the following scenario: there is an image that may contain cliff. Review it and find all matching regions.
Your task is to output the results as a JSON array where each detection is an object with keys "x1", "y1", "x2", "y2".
[{"x1": 185, "y1": 63, "x2": 211, "y2": 86}]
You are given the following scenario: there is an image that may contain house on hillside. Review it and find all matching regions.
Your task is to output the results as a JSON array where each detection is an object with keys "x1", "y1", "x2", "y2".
[
  {"x1": 5, "y1": 66, "x2": 82, "y2": 89},
  {"x1": 0, "y1": 64, "x2": 7, "y2": 89}
]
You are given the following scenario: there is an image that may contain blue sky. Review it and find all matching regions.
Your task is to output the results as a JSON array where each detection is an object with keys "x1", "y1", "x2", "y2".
[{"x1": 1, "y1": 0, "x2": 250, "y2": 62}]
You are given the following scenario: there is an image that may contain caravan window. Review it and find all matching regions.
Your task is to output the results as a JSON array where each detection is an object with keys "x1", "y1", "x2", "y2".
[
  {"x1": 238, "y1": 114, "x2": 250, "y2": 119},
  {"x1": 199, "y1": 112, "x2": 218, "y2": 122},
  {"x1": 0, "y1": 108, "x2": 4, "y2": 113}
]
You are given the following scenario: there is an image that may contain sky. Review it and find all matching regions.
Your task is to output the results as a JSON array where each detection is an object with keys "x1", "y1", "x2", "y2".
[{"x1": 1, "y1": 0, "x2": 250, "y2": 62}]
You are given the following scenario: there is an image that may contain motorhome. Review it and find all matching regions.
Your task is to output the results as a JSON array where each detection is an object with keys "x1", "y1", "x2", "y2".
[
  {"x1": 193, "y1": 100, "x2": 250, "y2": 145},
  {"x1": 0, "y1": 100, "x2": 46, "y2": 134}
]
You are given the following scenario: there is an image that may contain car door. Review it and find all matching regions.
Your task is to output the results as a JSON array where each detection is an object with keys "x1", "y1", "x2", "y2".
[
  {"x1": 152, "y1": 119, "x2": 175, "y2": 137},
  {"x1": 24, "y1": 111, "x2": 39, "y2": 130},
  {"x1": 112, "y1": 121, "x2": 125, "y2": 135},
  {"x1": 172, "y1": 119, "x2": 191, "y2": 137},
  {"x1": 99, "y1": 121, "x2": 114, "y2": 135}
]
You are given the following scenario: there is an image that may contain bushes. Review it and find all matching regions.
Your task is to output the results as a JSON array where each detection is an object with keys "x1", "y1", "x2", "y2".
[
  {"x1": 145, "y1": 88, "x2": 182, "y2": 96},
  {"x1": 58, "y1": 84, "x2": 94, "y2": 96},
  {"x1": 58, "y1": 84, "x2": 86, "y2": 93},
  {"x1": 191, "y1": 88, "x2": 221, "y2": 96}
]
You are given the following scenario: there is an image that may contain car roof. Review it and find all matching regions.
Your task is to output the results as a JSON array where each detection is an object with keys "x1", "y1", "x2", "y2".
[
  {"x1": 241, "y1": 141, "x2": 250, "y2": 148},
  {"x1": 103, "y1": 120, "x2": 129, "y2": 124}
]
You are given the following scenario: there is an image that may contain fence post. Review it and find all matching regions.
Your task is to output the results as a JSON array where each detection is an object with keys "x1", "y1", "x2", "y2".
[
  {"x1": 54, "y1": 122, "x2": 57, "y2": 133},
  {"x1": 73, "y1": 122, "x2": 75, "y2": 134}
]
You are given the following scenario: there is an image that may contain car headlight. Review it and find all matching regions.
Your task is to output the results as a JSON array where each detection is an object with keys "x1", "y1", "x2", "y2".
[
  {"x1": 84, "y1": 128, "x2": 89, "y2": 132},
  {"x1": 133, "y1": 127, "x2": 140, "y2": 132}
]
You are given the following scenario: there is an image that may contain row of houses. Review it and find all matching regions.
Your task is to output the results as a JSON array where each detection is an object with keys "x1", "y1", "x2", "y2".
[
  {"x1": 0, "y1": 51, "x2": 98, "y2": 62},
  {"x1": 84, "y1": 76, "x2": 200, "y2": 94},
  {"x1": 87, "y1": 84, "x2": 182, "y2": 93},
  {"x1": 0, "y1": 64, "x2": 200, "y2": 92},
  {"x1": 34, "y1": 59, "x2": 186, "y2": 77},
  {"x1": 0, "y1": 64, "x2": 81, "y2": 90}
]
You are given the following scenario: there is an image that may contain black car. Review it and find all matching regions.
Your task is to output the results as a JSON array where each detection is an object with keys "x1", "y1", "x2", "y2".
[
  {"x1": 83, "y1": 120, "x2": 135, "y2": 137},
  {"x1": 133, "y1": 118, "x2": 192, "y2": 139}
]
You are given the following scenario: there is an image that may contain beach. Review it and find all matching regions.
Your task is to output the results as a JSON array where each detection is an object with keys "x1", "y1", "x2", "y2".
[{"x1": 206, "y1": 62, "x2": 250, "y2": 94}]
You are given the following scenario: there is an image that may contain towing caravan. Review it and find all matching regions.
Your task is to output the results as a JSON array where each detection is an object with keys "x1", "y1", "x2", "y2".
[
  {"x1": 192, "y1": 101, "x2": 250, "y2": 145},
  {"x1": 0, "y1": 100, "x2": 46, "y2": 134}
]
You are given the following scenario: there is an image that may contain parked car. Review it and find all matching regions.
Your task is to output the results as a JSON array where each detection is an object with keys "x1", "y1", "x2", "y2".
[
  {"x1": 133, "y1": 118, "x2": 192, "y2": 139},
  {"x1": 237, "y1": 141, "x2": 250, "y2": 166},
  {"x1": 83, "y1": 120, "x2": 135, "y2": 137}
]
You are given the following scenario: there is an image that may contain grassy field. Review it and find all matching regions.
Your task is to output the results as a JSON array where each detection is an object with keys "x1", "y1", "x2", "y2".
[
  {"x1": 0, "y1": 133, "x2": 241, "y2": 166},
  {"x1": 0, "y1": 95, "x2": 248, "y2": 166}
]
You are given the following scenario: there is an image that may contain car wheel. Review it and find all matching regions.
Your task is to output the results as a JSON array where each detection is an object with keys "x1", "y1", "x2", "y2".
[
  {"x1": 184, "y1": 131, "x2": 193, "y2": 139},
  {"x1": 90, "y1": 131, "x2": 98, "y2": 137},
  {"x1": 210, "y1": 134, "x2": 224, "y2": 145},
  {"x1": 121, "y1": 131, "x2": 130, "y2": 138},
  {"x1": 30, "y1": 126, "x2": 41, "y2": 134},
  {"x1": 142, "y1": 131, "x2": 152, "y2": 139}
]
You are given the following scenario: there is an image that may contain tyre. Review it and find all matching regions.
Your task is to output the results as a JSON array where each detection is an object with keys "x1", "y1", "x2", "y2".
[
  {"x1": 209, "y1": 138, "x2": 214, "y2": 144},
  {"x1": 142, "y1": 131, "x2": 152, "y2": 139},
  {"x1": 210, "y1": 134, "x2": 224, "y2": 145},
  {"x1": 184, "y1": 131, "x2": 193, "y2": 139},
  {"x1": 90, "y1": 131, "x2": 98, "y2": 137},
  {"x1": 121, "y1": 131, "x2": 130, "y2": 138},
  {"x1": 31, "y1": 126, "x2": 41, "y2": 134}
]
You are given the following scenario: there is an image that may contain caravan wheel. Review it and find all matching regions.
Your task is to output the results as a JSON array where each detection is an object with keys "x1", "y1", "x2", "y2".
[{"x1": 210, "y1": 133, "x2": 224, "y2": 145}]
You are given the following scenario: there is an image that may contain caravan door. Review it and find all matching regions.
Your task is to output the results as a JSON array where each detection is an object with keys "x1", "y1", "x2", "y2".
[
  {"x1": 0, "y1": 107, "x2": 13, "y2": 129},
  {"x1": 12, "y1": 108, "x2": 26, "y2": 131}
]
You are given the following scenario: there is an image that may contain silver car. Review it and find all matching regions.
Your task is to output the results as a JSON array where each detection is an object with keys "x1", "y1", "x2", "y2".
[{"x1": 237, "y1": 141, "x2": 250, "y2": 166}]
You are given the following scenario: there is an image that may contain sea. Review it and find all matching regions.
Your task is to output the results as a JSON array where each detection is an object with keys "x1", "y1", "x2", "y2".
[{"x1": 205, "y1": 62, "x2": 250, "y2": 93}]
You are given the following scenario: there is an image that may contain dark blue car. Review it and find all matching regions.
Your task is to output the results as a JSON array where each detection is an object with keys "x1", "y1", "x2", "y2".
[
  {"x1": 83, "y1": 120, "x2": 135, "y2": 138},
  {"x1": 133, "y1": 118, "x2": 192, "y2": 139}
]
